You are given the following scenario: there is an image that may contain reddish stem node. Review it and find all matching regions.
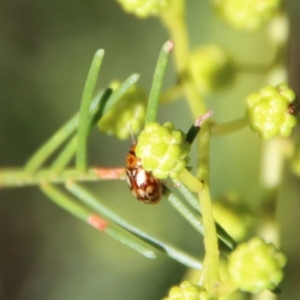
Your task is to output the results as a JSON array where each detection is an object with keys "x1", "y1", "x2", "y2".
[
  {"x1": 93, "y1": 167, "x2": 125, "y2": 179},
  {"x1": 88, "y1": 215, "x2": 108, "y2": 231},
  {"x1": 194, "y1": 110, "x2": 213, "y2": 127}
]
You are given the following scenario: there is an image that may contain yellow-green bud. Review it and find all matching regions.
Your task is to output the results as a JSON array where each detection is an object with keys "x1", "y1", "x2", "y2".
[
  {"x1": 246, "y1": 83, "x2": 297, "y2": 140},
  {"x1": 136, "y1": 122, "x2": 190, "y2": 179},
  {"x1": 189, "y1": 44, "x2": 235, "y2": 94},
  {"x1": 163, "y1": 281, "x2": 208, "y2": 300},
  {"x1": 98, "y1": 85, "x2": 147, "y2": 140},
  {"x1": 116, "y1": 0, "x2": 170, "y2": 18},
  {"x1": 228, "y1": 237, "x2": 286, "y2": 293},
  {"x1": 212, "y1": 0, "x2": 283, "y2": 31}
]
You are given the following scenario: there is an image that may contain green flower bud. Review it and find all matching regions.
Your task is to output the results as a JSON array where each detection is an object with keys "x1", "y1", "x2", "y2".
[
  {"x1": 212, "y1": 0, "x2": 283, "y2": 31},
  {"x1": 213, "y1": 193, "x2": 256, "y2": 242},
  {"x1": 163, "y1": 281, "x2": 208, "y2": 300},
  {"x1": 189, "y1": 44, "x2": 235, "y2": 94},
  {"x1": 116, "y1": 0, "x2": 170, "y2": 18},
  {"x1": 246, "y1": 83, "x2": 297, "y2": 140},
  {"x1": 136, "y1": 122, "x2": 190, "y2": 179},
  {"x1": 98, "y1": 84, "x2": 147, "y2": 140},
  {"x1": 228, "y1": 237, "x2": 286, "y2": 293}
]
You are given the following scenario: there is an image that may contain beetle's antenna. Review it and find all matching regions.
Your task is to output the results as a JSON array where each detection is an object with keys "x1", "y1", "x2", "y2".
[{"x1": 129, "y1": 124, "x2": 135, "y2": 144}]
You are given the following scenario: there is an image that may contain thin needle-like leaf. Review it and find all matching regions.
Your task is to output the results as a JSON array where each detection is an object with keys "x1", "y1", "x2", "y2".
[
  {"x1": 50, "y1": 137, "x2": 77, "y2": 173},
  {"x1": 51, "y1": 89, "x2": 111, "y2": 173},
  {"x1": 76, "y1": 49, "x2": 105, "y2": 172},
  {"x1": 24, "y1": 89, "x2": 105, "y2": 174},
  {"x1": 173, "y1": 181, "x2": 236, "y2": 250},
  {"x1": 65, "y1": 181, "x2": 202, "y2": 270},
  {"x1": 165, "y1": 187, "x2": 205, "y2": 235},
  {"x1": 40, "y1": 182, "x2": 156, "y2": 259},
  {"x1": 173, "y1": 178, "x2": 201, "y2": 212},
  {"x1": 145, "y1": 40, "x2": 174, "y2": 124},
  {"x1": 185, "y1": 111, "x2": 213, "y2": 144},
  {"x1": 52, "y1": 74, "x2": 139, "y2": 174},
  {"x1": 24, "y1": 114, "x2": 79, "y2": 174}
]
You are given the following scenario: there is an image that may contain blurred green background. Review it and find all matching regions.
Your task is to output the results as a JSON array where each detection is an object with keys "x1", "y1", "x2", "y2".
[{"x1": 1, "y1": 0, "x2": 300, "y2": 299}]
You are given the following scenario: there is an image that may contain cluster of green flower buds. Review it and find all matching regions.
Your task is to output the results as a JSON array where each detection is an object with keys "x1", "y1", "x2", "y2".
[
  {"x1": 98, "y1": 84, "x2": 147, "y2": 140},
  {"x1": 212, "y1": 0, "x2": 283, "y2": 31},
  {"x1": 246, "y1": 83, "x2": 297, "y2": 140},
  {"x1": 116, "y1": 0, "x2": 170, "y2": 18},
  {"x1": 228, "y1": 237, "x2": 286, "y2": 293},
  {"x1": 136, "y1": 122, "x2": 190, "y2": 179},
  {"x1": 189, "y1": 44, "x2": 235, "y2": 94},
  {"x1": 163, "y1": 281, "x2": 208, "y2": 300}
]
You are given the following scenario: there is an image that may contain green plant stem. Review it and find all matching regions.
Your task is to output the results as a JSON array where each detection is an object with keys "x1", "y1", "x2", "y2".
[
  {"x1": 40, "y1": 182, "x2": 156, "y2": 259},
  {"x1": 177, "y1": 168, "x2": 203, "y2": 193},
  {"x1": 0, "y1": 167, "x2": 125, "y2": 188},
  {"x1": 160, "y1": 0, "x2": 206, "y2": 118},
  {"x1": 198, "y1": 184, "x2": 220, "y2": 293},
  {"x1": 65, "y1": 181, "x2": 202, "y2": 270},
  {"x1": 184, "y1": 79, "x2": 207, "y2": 119},
  {"x1": 210, "y1": 116, "x2": 248, "y2": 136},
  {"x1": 76, "y1": 49, "x2": 104, "y2": 172},
  {"x1": 165, "y1": 187, "x2": 233, "y2": 255},
  {"x1": 196, "y1": 117, "x2": 221, "y2": 295},
  {"x1": 24, "y1": 113, "x2": 79, "y2": 174},
  {"x1": 177, "y1": 111, "x2": 214, "y2": 200},
  {"x1": 173, "y1": 178, "x2": 236, "y2": 251},
  {"x1": 160, "y1": 0, "x2": 188, "y2": 73},
  {"x1": 145, "y1": 40, "x2": 174, "y2": 124}
]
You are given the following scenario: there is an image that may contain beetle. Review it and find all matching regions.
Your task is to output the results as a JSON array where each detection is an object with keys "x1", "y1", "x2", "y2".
[{"x1": 125, "y1": 143, "x2": 163, "y2": 204}]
